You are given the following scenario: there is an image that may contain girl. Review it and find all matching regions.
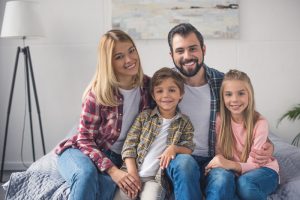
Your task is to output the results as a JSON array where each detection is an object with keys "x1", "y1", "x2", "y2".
[
  {"x1": 55, "y1": 30, "x2": 152, "y2": 200},
  {"x1": 205, "y1": 69, "x2": 279, "y2": 200},
  {"x1": 114, "y1": 67, "x2": 195, "y2": 200}
]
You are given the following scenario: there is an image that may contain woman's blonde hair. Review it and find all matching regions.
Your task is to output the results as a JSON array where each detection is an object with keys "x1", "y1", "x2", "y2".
[
  {"x1": 218, "y1": 69, "x2": 259, "y2": 162},
  {"x1": 82, "y1": 29, "x2": 144, "y2": 106}
]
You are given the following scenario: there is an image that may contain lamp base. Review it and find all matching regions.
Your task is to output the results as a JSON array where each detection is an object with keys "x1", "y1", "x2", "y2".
[{"x1": 0, "y1": 46, "x2": 46, "y2": 183}]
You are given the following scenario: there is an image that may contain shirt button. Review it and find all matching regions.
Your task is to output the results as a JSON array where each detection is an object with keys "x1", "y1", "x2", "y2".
[
  {"x1": 117, "y1": 129, "x2": 121, "y2": 132},
  {"x1": 119, "y1": 113, "x2": 122, "y2": 116}
]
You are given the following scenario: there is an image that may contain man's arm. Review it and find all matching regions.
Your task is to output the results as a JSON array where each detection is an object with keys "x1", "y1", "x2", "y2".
[{"x1": 249, "y1": 138, "x2": 274, "y2": 166}]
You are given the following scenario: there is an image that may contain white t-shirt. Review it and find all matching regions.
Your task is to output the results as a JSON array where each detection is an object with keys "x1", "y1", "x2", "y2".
[
  {"x1": 139, "y1": 116, "x2": 176, "y2": 177},
  {"x1": 179, "y1": 83, "x2": 210, "y2": 156},
  {"x1": 110, "y1": 87, "x2": 141, "y2": 154}
]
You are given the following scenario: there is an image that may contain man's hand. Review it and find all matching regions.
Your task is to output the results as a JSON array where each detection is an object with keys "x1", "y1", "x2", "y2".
[{"x1": 250, "y1": 140, "x2": 274, "y2": 166}]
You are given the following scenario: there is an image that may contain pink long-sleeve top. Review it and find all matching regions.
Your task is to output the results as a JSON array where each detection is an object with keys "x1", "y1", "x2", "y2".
[{"x1": 216, "y1": 115, "x2": 279, "y2": 174}]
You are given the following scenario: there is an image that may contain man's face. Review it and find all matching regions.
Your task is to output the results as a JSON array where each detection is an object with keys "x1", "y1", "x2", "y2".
[{"x1": 171, "y1": 32, "x2": 205, "y2": 77}]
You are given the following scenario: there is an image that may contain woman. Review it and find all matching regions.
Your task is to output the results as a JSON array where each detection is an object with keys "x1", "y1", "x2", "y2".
[{"x1": 55, "y1": 30, "x2": 152, "y2": 200}]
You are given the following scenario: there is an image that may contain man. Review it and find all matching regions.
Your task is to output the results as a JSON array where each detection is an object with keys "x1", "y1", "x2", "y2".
[{"x1": 165, "y1": 23, "x2": 274, "y2": 200}]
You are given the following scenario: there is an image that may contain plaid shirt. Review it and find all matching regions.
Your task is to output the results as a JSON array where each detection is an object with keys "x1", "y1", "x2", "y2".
[
  {"x1": 55, "y1": 76, "x2": 152, "y2": 172},
  {"x1": 121, "y1": 107, "x2": 194, "y2": 195},
  {"x1": 203, "y1": 65, "x2": 224, "y2": 157},
  {"x1": 121, "y1": 107, "x2": 195, "y2": 169}
]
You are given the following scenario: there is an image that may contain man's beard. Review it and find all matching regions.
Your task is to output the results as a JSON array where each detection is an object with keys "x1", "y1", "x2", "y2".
[{"x1": 173, "y1": 56, "x2": 204, "y2": 77}]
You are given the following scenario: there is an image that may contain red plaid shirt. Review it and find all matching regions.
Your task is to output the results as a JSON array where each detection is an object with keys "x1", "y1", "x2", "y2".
[{"x1": 55, "y1": 76, "x2": 152, "y2": 172}]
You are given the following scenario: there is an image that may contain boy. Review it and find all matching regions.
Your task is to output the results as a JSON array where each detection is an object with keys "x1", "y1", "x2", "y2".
[{"x1": 114, "y1": 67, "x2": 195, "y2": 200}]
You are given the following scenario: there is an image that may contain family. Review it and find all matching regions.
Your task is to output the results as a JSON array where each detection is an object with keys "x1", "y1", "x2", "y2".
[{"x1": 54, "y1": 23, "x2": 279, "y2": 200}]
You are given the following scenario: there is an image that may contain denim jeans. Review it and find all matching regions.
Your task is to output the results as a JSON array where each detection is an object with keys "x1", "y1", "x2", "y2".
[
  {"x1": 205, "y1": 167, "x2": 279, "y2": 200},
  {"x1": 57, "y1": 148, "x2": 122, "y2": 200},
  {"x1": 166, "y1": 154, "x2": 209, "y2": 200}
]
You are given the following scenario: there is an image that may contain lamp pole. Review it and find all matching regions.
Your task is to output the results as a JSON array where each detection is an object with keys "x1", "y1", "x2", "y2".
[{"x1": 0, "y1": 45, "x2": 46, "y2": 183}]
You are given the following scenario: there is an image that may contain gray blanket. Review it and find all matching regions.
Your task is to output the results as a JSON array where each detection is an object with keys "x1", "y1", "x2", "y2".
[
  {"x1": 2, "y1": 133, "x2": 300, "y2": 200},
  {"x1": 4, "y1": 171, "x2": 69, "y2": 200}
]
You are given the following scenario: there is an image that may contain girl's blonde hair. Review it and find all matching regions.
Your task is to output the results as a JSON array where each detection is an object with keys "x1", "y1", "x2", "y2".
[
  {"x1": 83, "y1": 29, "x2": 144, "y2": 106},
  {"x1": 218, "y1": 69, "x2": 259, "y2": 162}
]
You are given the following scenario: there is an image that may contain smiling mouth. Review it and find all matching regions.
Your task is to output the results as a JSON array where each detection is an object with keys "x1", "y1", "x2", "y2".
[
  {"x1": 230, "y1": 105, "x2": 242, "y2": 109},
  {"x1": 183, "y1": 61, "x2": 196, "y2": 68},
  {"x1": 125, "y1": 63, "x2": 136, "y2": 69}
]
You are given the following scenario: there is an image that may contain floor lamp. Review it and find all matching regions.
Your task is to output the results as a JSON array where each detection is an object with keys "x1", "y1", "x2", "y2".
[{"x1": 0, "y1": 1, "x2": 46, "y2": 182}]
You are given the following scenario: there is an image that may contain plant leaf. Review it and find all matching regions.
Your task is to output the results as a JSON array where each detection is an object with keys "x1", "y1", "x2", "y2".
[{"x1": 277, "y1": 104, "x2": 300, "y2": 126}]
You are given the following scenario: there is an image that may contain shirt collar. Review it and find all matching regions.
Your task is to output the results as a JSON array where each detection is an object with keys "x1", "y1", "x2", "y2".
[{"x1": 150, "y1": 106, "x2": 183, "y2": 119}]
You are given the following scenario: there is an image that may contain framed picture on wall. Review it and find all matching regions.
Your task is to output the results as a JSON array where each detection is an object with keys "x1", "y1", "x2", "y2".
[{"x1": 112, "y1": 0, "x2": 239, "y2": 40}]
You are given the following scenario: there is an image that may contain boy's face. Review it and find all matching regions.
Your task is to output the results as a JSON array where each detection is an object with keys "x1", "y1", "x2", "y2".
[{"x1": 153, "y1": 78, "x2": 183, "y2": 119}]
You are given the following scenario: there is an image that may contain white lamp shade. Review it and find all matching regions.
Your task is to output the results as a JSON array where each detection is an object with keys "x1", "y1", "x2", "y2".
[{"x1": 1, "y1": 1, "x2": 44, "y2": 38}]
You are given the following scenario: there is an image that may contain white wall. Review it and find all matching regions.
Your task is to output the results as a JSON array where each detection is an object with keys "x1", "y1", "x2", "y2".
[{"x1": 0, "y1": 0, "x2": 300, "y2": 169}]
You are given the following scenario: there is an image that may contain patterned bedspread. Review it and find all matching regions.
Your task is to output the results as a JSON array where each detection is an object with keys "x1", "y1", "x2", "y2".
[{"x1": 2, "y1": 133, "x2": 300, "y2": 200}]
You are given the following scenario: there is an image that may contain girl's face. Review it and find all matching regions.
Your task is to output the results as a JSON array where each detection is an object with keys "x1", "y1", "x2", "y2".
[
  {"x1": 153, "y1": 78, "x2": 183, "y2": 119},
  {"x1": 112, "y1": 41, "x2": 140, "y2": 81},
  {"x1": 223, "y1": 80, "x2": 249, "y2": 122}
]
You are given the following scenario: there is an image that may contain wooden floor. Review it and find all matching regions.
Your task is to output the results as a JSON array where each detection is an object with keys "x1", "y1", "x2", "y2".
[{"x1": 0, "y1": 171, "x2": 17, "y2": 200}]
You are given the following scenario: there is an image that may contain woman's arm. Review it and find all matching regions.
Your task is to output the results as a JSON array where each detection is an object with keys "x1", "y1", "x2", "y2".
[{"x1": 74, "y1": 92, "x2": 117, "y2": 172}]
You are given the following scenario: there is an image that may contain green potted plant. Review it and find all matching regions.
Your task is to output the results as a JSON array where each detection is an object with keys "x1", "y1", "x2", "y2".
[{"x1": 277, "y1": 104, "x2": 300, "y2": 147}]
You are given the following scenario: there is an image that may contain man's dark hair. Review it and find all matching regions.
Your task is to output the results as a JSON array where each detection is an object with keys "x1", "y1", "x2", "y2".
[{"x1": 168, "y1": 23, "x2": 204, "y2": 53}]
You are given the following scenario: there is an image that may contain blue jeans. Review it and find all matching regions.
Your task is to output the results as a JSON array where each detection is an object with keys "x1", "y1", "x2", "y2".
[
  {"x1": 166, "y1": 154, "x2": 210, "y2": 200},
  {"x1": 205, "y1": 167, "x2": 279, "y2": 200},
  {"x1": 57, "y1": 148, "x2": 122, "y2": 200}
]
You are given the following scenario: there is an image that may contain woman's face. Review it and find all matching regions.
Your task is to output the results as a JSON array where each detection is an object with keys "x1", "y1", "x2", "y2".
[{"x1": 112, "y1": 41, "x2": 140, "y2": 81}]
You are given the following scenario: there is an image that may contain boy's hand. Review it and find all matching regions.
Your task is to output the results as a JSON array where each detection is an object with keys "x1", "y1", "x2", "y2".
[
  {"x1": 158, "y1": 145, "x2": 176, "y2": 169},
  {"x1": 107, "y1": 166, "x2": 140, "y2": 197},
  {"x1": 125, "y1": 172, "x2": 141, "y2": 199}
]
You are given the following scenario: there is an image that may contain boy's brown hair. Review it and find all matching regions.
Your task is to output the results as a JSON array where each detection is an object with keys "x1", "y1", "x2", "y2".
[{"x1": 150, "y1": 67, "x2": 185, "y2": 96}]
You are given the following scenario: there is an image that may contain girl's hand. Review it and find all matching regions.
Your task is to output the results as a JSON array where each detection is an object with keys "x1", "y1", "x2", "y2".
[
  {"x1": 205, "y1": 154, "x2": 241, "y2": 175},
  {"x1": 205, "y1": 154, "x2": 230, "y2": 175},
  {"x1": 158, "y1": 145, "x2": 176, "y2": 169},
  {"x1": 107, "y1": 166, "x2": 140, "y2": 197}
]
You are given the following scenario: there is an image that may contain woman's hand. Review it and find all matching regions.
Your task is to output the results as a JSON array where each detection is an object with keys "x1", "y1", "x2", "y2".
[
  {"x1": 125, "y1": 171, "x2": 141, "y2": 199},
  {"x1": 158, "y1": 145, "x2": 176, "y2": 169},
  {"x1": 107, "y1": 166, "x2": 140, "y2": 198}
]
